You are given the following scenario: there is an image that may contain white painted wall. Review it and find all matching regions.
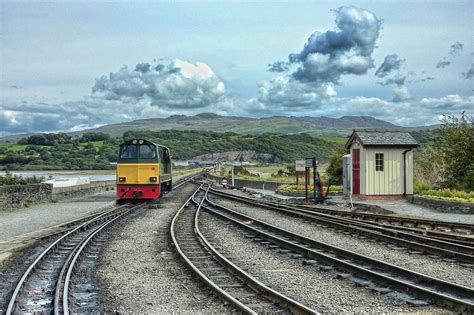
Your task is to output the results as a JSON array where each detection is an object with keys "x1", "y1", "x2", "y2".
[{"x1": 350, "y1": 142, "x2": 414, "y2": 195}]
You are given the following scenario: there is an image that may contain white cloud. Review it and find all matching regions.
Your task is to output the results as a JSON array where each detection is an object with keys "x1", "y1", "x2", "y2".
[{"x1": 92, "y1": 59, "x2": 229, "y2": 109}]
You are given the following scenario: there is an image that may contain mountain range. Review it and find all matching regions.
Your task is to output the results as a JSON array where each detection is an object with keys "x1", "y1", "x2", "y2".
[
  {"x1": 85, "y1": 113, "x2": 400, "y2": 137},
  {"x1": 1, "y1": 113, "x2": 437, "y2": 143}
]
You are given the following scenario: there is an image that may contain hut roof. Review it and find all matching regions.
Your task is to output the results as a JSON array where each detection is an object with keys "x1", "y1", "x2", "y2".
[{"x1": 346, "y1": 129, "x2": 419, "y2": 148}]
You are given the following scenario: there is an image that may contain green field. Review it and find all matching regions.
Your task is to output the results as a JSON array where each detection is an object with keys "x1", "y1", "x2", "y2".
[{"x1": 217, "y1": 164, "x2": 328, "y2": 184}]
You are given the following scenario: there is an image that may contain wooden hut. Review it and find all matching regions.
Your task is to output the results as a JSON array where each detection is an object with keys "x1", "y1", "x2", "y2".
[{"x1": 345, "y1": 129, "x2": 419, "y2": 200}]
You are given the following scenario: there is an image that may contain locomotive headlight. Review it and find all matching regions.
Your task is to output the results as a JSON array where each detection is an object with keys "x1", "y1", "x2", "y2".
[
  {"x1": 118, "y1": 177, "x2": 126, "y2": 182},
  {"x1": 149, "y1": 177, "x2": 158, "y2": 182},
  {"x1": 139, "y1": 140, "x2": 144, "y2": 144}
]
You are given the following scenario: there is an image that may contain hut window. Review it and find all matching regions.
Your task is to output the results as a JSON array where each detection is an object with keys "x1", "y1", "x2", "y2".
[{"x1": 375, "y1": 153, "x2": 384, "y2": 171}]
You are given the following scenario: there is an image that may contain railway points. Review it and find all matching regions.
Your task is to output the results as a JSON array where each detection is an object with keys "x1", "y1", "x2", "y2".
[
  {"x1": 1, "y1": 172, "x2": 472, "y2": 313},
  {"x1": 171, "y1": 184, "x2": 317, "y2": 314}
]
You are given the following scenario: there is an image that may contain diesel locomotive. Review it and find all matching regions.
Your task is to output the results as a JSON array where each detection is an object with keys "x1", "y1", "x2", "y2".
[{"x1": 116, "y1": 139, "x2": 172, "y2": 200}]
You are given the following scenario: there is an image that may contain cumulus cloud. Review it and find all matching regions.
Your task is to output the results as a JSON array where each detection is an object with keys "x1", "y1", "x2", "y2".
[
  {"x1": 462, "y1": 64, "x2": 474, "y2": 80},
  {"x1": 378, "y1": 75, "x2": 406, "y2": 86},
  {"x1": 375, "y1": 54, "x2": 405, "y2": 78},
  {"x1": 1, "y1": 59, "x2": 236, "y2": 134},
  {"x1": 330, "y1": 95, "x2": 473, "y2": 126},
  {"x1": 255, "y1": 6, "x2": 382, "y2": 112},
  {"x1": 92, "y1": 59, "x2": 228, "y2": 109},
  {"x1": 450, "y1": 41, "x2": 464, "y2": 56},
  {"x1": 250, "y1": 76, "x2": 336, "y2": 113},
  {"x1": 391, "y1": 85, "x2": 411, "y2": 102},
  {"x1": 284, "y1": 6, "x2": 382, "y2": 84},
  {"x1": 436, "y1": 59, "x2": 451, "y2": 69},
  {"x1": 435, "y1": 42, "x2": 464, "y2": 69},
  {"x1": 374, "y1": 54, "x2": 410, "y2": 102},
  {"x1": 267, "y1": 61, "x2": 289, "y2": 72}
]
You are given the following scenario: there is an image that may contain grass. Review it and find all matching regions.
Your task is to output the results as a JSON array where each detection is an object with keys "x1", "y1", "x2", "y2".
[
  {"x1": 414, "y1": 180, "x2": 473, "y2": 202},
  {"x1": 417, "y1": 189, "x2": 474, "y2": 203},
  {"x1": 0, "y1": 144, "x2": 28, "y2": 151},
  {"x1": 319, "y1": 137, "x2": 348, "y2": 144},
  {"x1": 217, "y1": 164, "x2": 328, "y2": 184},
  {"x1": 278, "y1": 183, "x2": 343, "y2": 194},
  {"x1": 90, "y1": 141, "x2": 104, "y2": 148}
]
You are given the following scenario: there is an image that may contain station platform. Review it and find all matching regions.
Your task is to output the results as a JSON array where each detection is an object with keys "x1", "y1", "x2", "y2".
[
  {"x1": 0, "y1": 191, "x2": 116, "y2": 261},
  {"x1": 241, "y1": 188, "x2": 474, "y2": 224}
]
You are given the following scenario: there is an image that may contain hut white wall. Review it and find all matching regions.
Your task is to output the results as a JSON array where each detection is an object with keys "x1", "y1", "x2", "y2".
[{"x1": 362, "y1": 148, "x2": 414, "y2": 195}]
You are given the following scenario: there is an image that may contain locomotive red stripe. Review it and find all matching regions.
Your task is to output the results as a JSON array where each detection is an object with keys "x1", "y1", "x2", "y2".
[{"x1": 117, "y1": 184, "x2": 161, "y2": 199}]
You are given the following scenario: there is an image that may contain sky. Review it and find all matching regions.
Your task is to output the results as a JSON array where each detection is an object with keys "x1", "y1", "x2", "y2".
[{"x1": 1, "y1": 0, "x2": 473, "y2": 135}]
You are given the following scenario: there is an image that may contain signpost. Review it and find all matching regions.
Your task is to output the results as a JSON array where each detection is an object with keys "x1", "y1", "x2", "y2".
[
  {"x1": 303, "y1": 157, "x2": 323, "y2": 202},
  {"x1": 304, "y1": 158, "x2": 314, "y2": 201},
  {"x1": 295, "y1": 160, "x2": 305, "y2": 185}
]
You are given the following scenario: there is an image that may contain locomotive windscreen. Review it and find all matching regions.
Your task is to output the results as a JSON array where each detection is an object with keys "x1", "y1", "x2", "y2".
[{"x1": 118, "y1": 140, "x2": 159, "y2": 163}]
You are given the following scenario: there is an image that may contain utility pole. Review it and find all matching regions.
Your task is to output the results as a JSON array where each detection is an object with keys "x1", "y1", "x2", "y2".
[{"x1": 231, "y1": 164, "x2": 235, "y2": 187}]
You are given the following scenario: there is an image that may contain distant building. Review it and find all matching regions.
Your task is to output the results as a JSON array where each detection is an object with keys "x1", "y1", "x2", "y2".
[
  {"x1": 345, "y1": 129, "x2": 419, "y2": 200},
  {"x1": 173, "y1": 161, "x2": 189, "y2": 167},
  {"x1": 188, "y1": 160, "x2": 216, "y2": 167}
]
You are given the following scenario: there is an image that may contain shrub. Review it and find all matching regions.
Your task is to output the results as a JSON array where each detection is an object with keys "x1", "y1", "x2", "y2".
[
  {"x1": 0, "y1": 171, "x2": 44, "y2": 185},
  {"x1": 413, "y1": 179, "x2": 434, "y2": 194},
  {"x1": 326, "y1": 147, "x2": 349, "y2": 185},
  {"x1": 418, "y1": 188, "x2": 474, "y2": 202},
  {"x1": 278, "y1": 183, "x2": 342, "y2": 194}
]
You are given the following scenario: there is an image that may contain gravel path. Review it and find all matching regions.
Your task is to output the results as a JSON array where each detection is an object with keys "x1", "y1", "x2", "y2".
[
  {"x1": 209, "y1": 194, "x2": 474, "y2": 289},
  {"x1": 199, "y1": 212, "x2": 448, "y2": 313},
  {"x1": 96, "y1": 183, "x2": 231, "y2": 313},
  {"x1": 0, "y1": 191, "x2": 116, "y2": 240}
]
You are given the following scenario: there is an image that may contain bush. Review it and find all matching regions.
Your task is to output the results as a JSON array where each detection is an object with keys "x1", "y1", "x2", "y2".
[
  {"x1": 278, "y1": 183, "x2": 342, "y2": 194},
  {"x1": 418, "y1": 188, "x2": 474, "y2": 203},
  {"x1": 326, "y1": 147, "x2": 348, "y2": 185},
  {"x1": 79, "y1": 132, "x2": 110, "y2": 142},
  {"x1": 413, "y1": 179, "x2": 435, "y2": 194},
  {"x1": 0, "y1": 171, "x2": 44, "y2": 185},
  {"x1": 437, "y1": 113, "x2": 474, "y2": 191}
]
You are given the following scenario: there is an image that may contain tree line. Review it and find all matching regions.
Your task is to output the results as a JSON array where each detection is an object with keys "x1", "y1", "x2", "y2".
[{"x1": 1, "y1": 130, "x2": 341, "y2": 170}]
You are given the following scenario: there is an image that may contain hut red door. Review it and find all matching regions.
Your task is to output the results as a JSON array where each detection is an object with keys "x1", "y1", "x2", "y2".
[{"x1": 352, "y1": 149, "x2": 360, "y2": 194}]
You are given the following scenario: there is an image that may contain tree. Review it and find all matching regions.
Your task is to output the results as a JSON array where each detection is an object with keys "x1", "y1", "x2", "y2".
[
  {"x1": 79, "y1": 132, "x2": 110, "y2": 142},
  {"x1": 437, "y1": 112, "x2": 474, "y2": 191},
  {"x1": 326, "y1": 146, "x2": 348, "y2": 185}
]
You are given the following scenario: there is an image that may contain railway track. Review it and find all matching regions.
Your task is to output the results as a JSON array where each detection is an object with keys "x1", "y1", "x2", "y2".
[
  {"x1": 201, "y1": 190, "x2": 474, "y2": 312},
  {"x1": 215, "y1": 189, "x2": 474, "y2": 244},
  {"x1": 6, "y1": 203, "x2": 146, "y2": 314},
  {"x1": 171, "y1": 184, "x2": 317, "y2": 314},
  {"x1": 208, "y1": 189, "x2": 474, "y2": 264}
]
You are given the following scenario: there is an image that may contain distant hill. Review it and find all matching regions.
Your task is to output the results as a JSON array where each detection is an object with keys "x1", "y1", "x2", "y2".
[
  {"x1": 80, "y1": 113, "x2": 400, "y2": 137},
  {"x1": 0, "y1": 113, "x2": 438, "y2": 143}
]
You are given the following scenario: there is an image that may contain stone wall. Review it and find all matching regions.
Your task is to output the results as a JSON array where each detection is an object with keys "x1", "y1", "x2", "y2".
[
  {"x1": 0, "y1": 180, "x2": 116, "y2": 210},
  {"x1": 0, "y1": 183, "x2": 53, "y2": 210},
  {"x1": 52, "y1": 180, "x2": 115, "y2": 201},
  {"x1": 409, "y1": 196, "x2": 474, "y2": 214}
]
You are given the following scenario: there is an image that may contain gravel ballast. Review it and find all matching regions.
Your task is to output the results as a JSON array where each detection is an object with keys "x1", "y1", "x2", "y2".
[
  {"x1": 199, "y1": 211, "x2": 448, "y2": 313},
  {"x1": 96, "y1": 184, "x2": 231, "y2": 313},
  {"x1": 209, "y1": 193, "x2": 474, "y2": 289}
]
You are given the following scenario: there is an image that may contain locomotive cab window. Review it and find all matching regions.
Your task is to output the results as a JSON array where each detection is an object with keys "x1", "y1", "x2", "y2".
[
  {"x1": 120, "y1": 144, "x2": 137, "y2": 159},
  {"x1": 375, "y1": 153, "x2": 384, "y2": 171},
  {"x1": 139, "y1": 144, "x2": 156, "y2": 159}
]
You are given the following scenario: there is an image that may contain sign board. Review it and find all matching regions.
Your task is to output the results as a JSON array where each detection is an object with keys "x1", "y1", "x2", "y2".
[
  {"x1": 305, "y1": 158, "x2": 314, "y2": 168},
  {"x1": 295, "y1": 160, "x2": 306, "y2": 172}
]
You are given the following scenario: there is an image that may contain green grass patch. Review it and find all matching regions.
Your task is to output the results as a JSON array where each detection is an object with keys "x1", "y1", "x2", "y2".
[
  {"x1": 0, "y1": 144, "x2": 28, "y2": 151},
  {"x1": 417, "y1": 188, "x2": 474, "y2": 203},
  {"x1": 278, "y1": 183, "x2": 342, "y2": 193},
  {"x1": 319, "y1": 137, "x2": 348, "y2": 144}
]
